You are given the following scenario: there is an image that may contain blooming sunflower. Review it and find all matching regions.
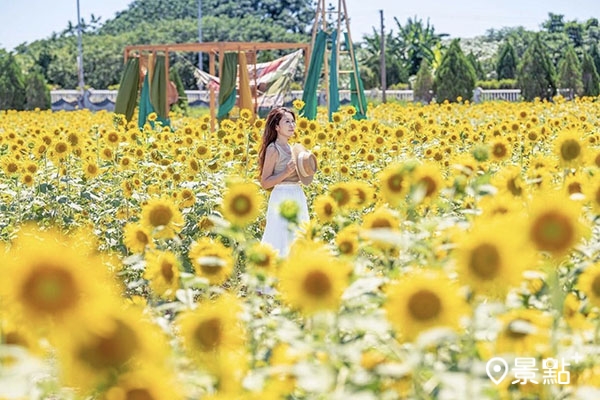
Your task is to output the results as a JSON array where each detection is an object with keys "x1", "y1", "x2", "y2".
[
  {"x1": 328, "y1": 182, "x2": 354, "y2": 208},
  {"x1": 278, "y1": 243, "x2": 351, "y2": 315},
  {"x1": 221, "y1": 180, "x2": 263, "y2": 227},
  {"x1": 585, "y1": 181, "x2": 600, "y2": 215},
  {"x1": 349, "y1": 180, "x2": 375, "y2": 210},
  {"x1": 335, "y1": 224, "x2": 360, "y2": 256},
  {"x1": 526, "y1": 190, "x2": 588, "y2": 257},
  {"x1": 140, "y1": 197, "x2": 184, "y2": 239},
  {"x1": 246, "y1": 242, "x2": 278, "y2": 275},
  {"x1": 1, "y1": 225, "x2": 111, "y2": 329},
  {"x1": 378, "y1": 162, "x2": 409, "y2": 207},
  {"x1": 188, "y1": 237, "x2": 234, "y2": 285},
  {"x1": 178, "y1": 294, "x2": 245, "y2": 362},
  {"x1": 577, "y1": 262, "x2": 600, "y2": 309},
  {"x1": 143, "y1": 250, "x2": 180, "y2": 299},
  {"x1": 123, "y1": 222, "x2": 153, "y2": 253},
  {"x1": 554, "y1": 129, "x2": 586, "y2": 167},
  {"x1": 384, "y1": 269, "x2": 468, "y2": 342},
  {"x1": 410, "y1": 162, "x2": 444, "y2": 203},
  {"x1": 313, "y1": 194, "x2": 338, "y2": 223},
  {"x1": 495, "y1": 308, "x2": 552, "y2": 356},
  {"x1": 104, "y1": 366, "x2": 183, "y2": 400},
  {"x1": 453, "y1": 217, "x2": 536, "y2": 299}
]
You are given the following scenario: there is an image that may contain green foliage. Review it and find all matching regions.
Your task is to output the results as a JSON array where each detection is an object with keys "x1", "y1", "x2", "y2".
[
  {"x1": 413, "y1": 59, "x2": 434, "y2": 103},
  {"x1": 516, "y1": 35, "x2": 556, "y2": 101},
  {"x1": 496, "y1": 41, "x2": 517, "y2": 79},
  {"x1": 0, "y1": 51, "x2": 26, "y2": 110},
  {"x1": 359, "y1": 28, "x2": 407, "y2": 89},
  {"x1": 393, "y1": 16, "x2": 448, "y2": 76},
  {"x1": 433, "y1": 39, "x2": 476, "y2": 102},
  {"x1": 581, "y1": 52, "x2": 600, "y2": 96},
  {"x1": 25, "y1": 69, "x2": 51, "y2": 110},
  {"x1": 590, "y1": 44, "x2": 600, "y2": 77},
  {"x1": 558, "y1": 46, "x2": 583, "y2": 99},
  {"x1": 476, "y1": 79, "x2": 517, "y2": 89},
  {"x1": 466, "y1": 52, "x2": 484, "y2": 80}
]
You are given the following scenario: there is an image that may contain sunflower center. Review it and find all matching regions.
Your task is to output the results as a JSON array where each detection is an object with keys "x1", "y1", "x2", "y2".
[
  {"x1": 324, "y1": 203, "x2": 334, "y2": 216},
  {"x1": 530, "y1": 211, "x2": 574, "y2": 253},
  {"x1": 136, "y1": 230, "x2": 149, "y2": 245},
  {"x1": 148, "y1": 205, "x2": 173, "y2": 227},
  {"x1": 303, "y1": 270, "x2": 332, "y2": 298},
  {"x1": 126, "y1": 389, "x2": 155, "y2": 400},
  {"x1": 567, "y1": 182, "x2": 582, "y2": 195},
  {"x1": 194, "y1": 317, "x2": 222, "y2": 351},
  {"x1": 22, "y1": 264, "x2": 79, "y2": 314},
  {"x1": 387, "y1": 174, "x2": 403, "y2": 192},
  {"x1": 492, "y1": 143, "x2": 507, "y2": 158},
  {"x1": 591, "y1": 275, "x2": 600, "y2": 297},
  {"x1": 371, "y1": 218, "x2": 393, "y2": 229},
  {"x1": 419, "y1": 177, "x2": 437, "y2": 197},
  {"x1": 469, "y1": 243, "x2": 501, "y2": 280},
  {"x1": 407, "y1": 289, "x2": 441, "y2": 321},
  {"x1": 232, "y1": 195, "x2": 251, "y2": 215},
  {"x1": 78, "y1": 320, "x2": 138, "y2": 369},
  {"x1": 339, "y1": 241, "x2": 354, "y2": 254},
  {"x1": 331, "y1": 188, "x2": 351, "y2": 206},
  {"x1": 161, "y1": 261, "x2": 175, "y2": 283},
  {"x1": 199, "y1": 259, "x2": 221, "y2": 276},
  {"x1": 560, "y1": 139, "x2": 581, "y2": 161},
  {"x1": 507, "y1": 178, "x2": 522, "y2": 196}
]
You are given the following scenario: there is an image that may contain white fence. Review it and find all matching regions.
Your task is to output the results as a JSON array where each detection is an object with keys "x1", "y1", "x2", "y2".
[{"x1": 49, "y1": 88, "x2": 572, "y2": 111}]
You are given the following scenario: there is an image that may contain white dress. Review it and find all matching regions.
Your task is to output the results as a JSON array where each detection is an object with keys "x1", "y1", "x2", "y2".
[{"x1": 261, "y1": 142, "x2": 309, "y2": 257}]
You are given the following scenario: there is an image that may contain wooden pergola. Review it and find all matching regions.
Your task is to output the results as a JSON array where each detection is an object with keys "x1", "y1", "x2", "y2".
[{"x1": 124, "y1": 42, "x2": 311, "y2": 127}]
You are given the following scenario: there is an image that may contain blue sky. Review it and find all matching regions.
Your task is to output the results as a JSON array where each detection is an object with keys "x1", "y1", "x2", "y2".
[{"x1": 1, "y1": 0, "x2": 599, "y2": 51}]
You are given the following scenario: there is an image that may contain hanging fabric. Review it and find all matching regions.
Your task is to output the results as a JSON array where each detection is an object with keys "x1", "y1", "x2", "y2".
[
  {"x1": 328, "y1": 30, "x2": 340, "y2": 121},
  {"x1": 114, "y1": 57, "x2": 140, "y2": 122},
  {"x1": 151, "y1": 54, "x2": 169, "y2": 120},
  {"x1": 238, "y1": 52, "x2": 253, "y2": 114},
  {"x1": 300, "y1": 30, "x2": 327, "y2": 120},
  {"x1": 217, "y1": 52, "x2": 238, "y2": 119}
]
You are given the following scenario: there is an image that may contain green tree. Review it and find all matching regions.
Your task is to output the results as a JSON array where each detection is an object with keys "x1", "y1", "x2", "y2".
[
  {"x1": 413, "y1": 58, "x2": 434, "y2": 103},
  {"x1": 433, "y1": 39, "x2": 476, "y2": 102},
  {"x1": 590, "y1": 44, "x2": 600, "y2": 76},
  {"x1": 581, "y1": 52, "x2": 600, "y2": 96},
  {"x1": 558, "y1": 46, "x2": 583, "y2": 99},
  {"x1": 0, "y1": 51, "x2": 26, "y2": 110},
  {"x1": 542, "y1": 13, "x2": 565, "y2": 33},
  {"x1": 496, "y1": 40, "x2": 517, "y2": 79},
  {"x1": 466, "y1": 52, "x2": 484, "y2": 80},
  {"x1": 360, "y1": 28, "x2": 407, "y2": 89},
  {"x1": 393, "y1": 16, "x2": 447, "y2": 76},
  {"x1": 24, "y1": 69, "x2": 51, "y2": 110},
  {"x1": 517, "y1": 34, "x2": 556, "y2": 101}
]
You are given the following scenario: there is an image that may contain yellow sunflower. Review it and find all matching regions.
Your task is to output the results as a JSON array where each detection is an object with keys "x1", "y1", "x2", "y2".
[
  {"x1": 104, "y1": 366, "x2": 183, "y2": 400},
  {"x1": 554, "y1": 129, "x2": 586, "y2": 167},
  {"x1": 577, "y1": 262, "x2": 600, "y2": 309},
  {"x1": 495, "y1": 308, "x2": 552, "y2": 356},
  {"x1": 313, "y1": 194, "x2": 338, "y2": 223},
  {"x1": 278, "y1": 243, "x2": 351, "y2": 315},
  {"x1": 410, "y1": 162, "x2": 444, "y2": 203},
  {"x1": 349, "y1": 180, "x2": 376, "y2": 210},
  {"x1": 143, "y1": 250, "x2": 180, "y2": 299},
  {"x1": 123, "y1": 222, "x2": 153, "y2": 253},
  {"x1": 140, "y1": 197, "x2": 184, "y2": 239},
  {"x1": 453, "y1": 217, "x2": 536, "y2": 299},
  {"x1": 178, "y1": 294, "x2": 245, "y2": 362},
  {"x1": 328, "y1": 182, "x2": 354, "y2": 209},
  {"x1": 378, "y1": 162, "x2": 409, "y2": 207},
  {"x1": 384, "y1": 269, "x2": 468, "y2": 342},
  {"x1": 188, "y1": 237, "x2": 234, "y2": 285},
  {"x1": 1, "y1": 225, "x2": 112, "y2": 329},
  {"x1": 335, "y1": 224, "x2": 360, "y2": 257},
  {"x1": 585, "y1": 181, "x2": 600, "y2": 215},
  {"x1": 526, "y1": 190, "x2": 588, "y2": 257},
  {"x1": 246, "y1": 242, "x2": 278, "y2": 275},
  {"x1": 221, "y1": 180, "x2": 263, "y2": 227}
]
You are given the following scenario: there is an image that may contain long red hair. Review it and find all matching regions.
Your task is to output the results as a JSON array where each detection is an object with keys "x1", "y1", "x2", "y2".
[{"x1": 257, "y1": 107, "x2": 295, "y2": 177}]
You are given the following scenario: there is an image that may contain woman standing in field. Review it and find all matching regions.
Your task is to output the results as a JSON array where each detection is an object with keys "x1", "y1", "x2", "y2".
[{"x1": 257, "y1": 107, "x2": 317, "y2": 257}]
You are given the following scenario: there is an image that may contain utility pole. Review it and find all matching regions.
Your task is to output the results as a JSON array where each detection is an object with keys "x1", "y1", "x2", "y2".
[
  {"x1": 76, "y1": 0, "x2": 85, "y2": 106},
  {"x1": 380, "y1": 9, "x2": 386, "y2": 103},
  {"x1": 198, "y1": 0, "x2": 203, "y2": 71}
]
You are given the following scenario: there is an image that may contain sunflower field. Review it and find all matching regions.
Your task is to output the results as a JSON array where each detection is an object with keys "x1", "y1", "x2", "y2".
[{"x1": 1, "y1": 97, "x2": 600, "y2": 400}]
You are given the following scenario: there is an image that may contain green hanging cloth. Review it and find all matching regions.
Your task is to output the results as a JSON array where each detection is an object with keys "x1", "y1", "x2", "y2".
[
  {"x1": 217, "y1": 52, "x2": 238, "y2": 120},
  {"x1": 328, "y1": 30, "x2": 340, "y2": 121},
  {"x1": 114, "y1": 57, "x2": 140, "y2": 122},
  {"x1": 344, "y1": 33, "x2": 368, "y2": 120},
  {"x1": 138, "y1": 73, "x2": 154, "y2": 130},
  {"x1": 301, "y1": 30, "x2": 327, "y2": 120},
  {"x1": 151, "y1": 55, "x2": 168, "y2": 120}
]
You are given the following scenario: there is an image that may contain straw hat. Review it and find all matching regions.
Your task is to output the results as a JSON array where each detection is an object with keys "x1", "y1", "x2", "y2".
[{"x1": 291, "y1": 143, "x2": 317, "y2": 185}]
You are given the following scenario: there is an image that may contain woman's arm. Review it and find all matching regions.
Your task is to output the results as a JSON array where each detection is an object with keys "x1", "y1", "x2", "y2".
[{"x1": 260, "y1": 146, "x2": 295, "y2": 189}]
